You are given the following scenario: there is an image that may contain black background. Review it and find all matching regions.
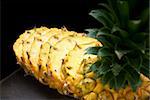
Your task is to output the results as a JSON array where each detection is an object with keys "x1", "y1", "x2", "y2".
[{"x1": 1, "y1": 0, "x2": 100, "y2": 80}]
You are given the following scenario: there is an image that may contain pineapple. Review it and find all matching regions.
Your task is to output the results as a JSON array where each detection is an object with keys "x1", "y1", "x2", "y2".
[
  {"x1": 13, "y1": 0, "x2": 149, "y2": 99},
  {"x1": 13, "y1": 27, "x2": 150, "y2": 100}
]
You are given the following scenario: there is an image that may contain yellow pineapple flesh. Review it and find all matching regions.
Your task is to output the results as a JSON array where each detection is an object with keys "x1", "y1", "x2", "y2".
[{"x1": 13, "y1": 27, "x2": 150, "y2": 100}]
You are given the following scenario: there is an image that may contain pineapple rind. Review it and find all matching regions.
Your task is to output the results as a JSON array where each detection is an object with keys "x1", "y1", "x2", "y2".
[{"x1": 13, "y1": 27, "x2": 150, "y2": 100}]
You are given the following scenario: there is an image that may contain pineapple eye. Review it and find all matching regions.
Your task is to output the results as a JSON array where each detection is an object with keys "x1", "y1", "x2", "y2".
[
  {"x1": 43, "y1": 72, "x2": 48, "y2": 77},
  {"x1": 53, "y1": 47, "x2": 58, "y2": 50},
  {"x1": 48, "y1": 56, "x2": 50, "y2": 60},
  {"x1": 67, "y1": 66, "x2": 72, "y2": 70},
  {"x1": 69, "y1": 34, "x2": 74, "y2": 37},
  {"x1": 49, "y1": 45, "x2": 52, "y2": 49},
  {"x1": 75, "y1": 43, "x2": 82, "y2": 49},
  {"x1": 49, "y1": 71, "x2": 52, "y2": 76},
  {"x1": 37, "y1": 32, "x2": 42, "y2": 35},
  {"x1": 46, "y1": 63, "x2": 48, "y2": 67},
  {"x1": 27, "y1": 31, "x2": 31, "y2": 34},
  {"x1": 29, "y1": 60, "x2": 32, "y2": 65},
  {"x1": 53, "y1": 35, "x2": 59, "y2": 39},
  {"x1": 88, "y1": 56, "x2": 91, "y2": 59},
  {"x1": 62, "y1": 59, "x2": 65, "y2": 64},
  {"x1": 26, "y1": 41, "x2": 30, "y2": 44},
  {"x1": 67, "y1": 73, "x2": 70, "y2": 76},
  {"x1": 39, "y1": 65, "x2": 41, "y2": 70},
  {"x1": 72, "y1": 77, "x2": 75, "y2": 80},
  {"x1": 22, "y1": 40, "x2": 24, "y2": 44},
  {"x1": 36, "y1": 38, "x2": 42, "y2": 42},
  {"x1": 40, "y1": 44, "x2": 43, "y2": 49},
  {"x1": 26, "y1": 52, "x2": 30, "y2": 59},
  {"x1": 21, "y1": 57, "x2": 24, "y2": 62}
]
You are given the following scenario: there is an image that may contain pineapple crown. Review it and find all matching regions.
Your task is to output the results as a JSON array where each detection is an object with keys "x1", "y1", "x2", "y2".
[{"x1": 85, "y1": 0, "x2": 149, "y2": 91}]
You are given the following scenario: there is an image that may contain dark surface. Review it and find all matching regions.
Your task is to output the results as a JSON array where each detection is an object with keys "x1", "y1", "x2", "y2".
[
  {"x1": 0, "y1": 68, "x2": 74, "y2": 100},
  {"x1": 1, "y1": 0, "x2": 100, "y2": 80}
]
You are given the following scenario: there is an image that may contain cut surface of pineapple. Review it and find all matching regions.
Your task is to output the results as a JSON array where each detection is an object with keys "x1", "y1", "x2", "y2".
[{"x1": 13, "y1": 27, "x2": 150, "y2": 100}]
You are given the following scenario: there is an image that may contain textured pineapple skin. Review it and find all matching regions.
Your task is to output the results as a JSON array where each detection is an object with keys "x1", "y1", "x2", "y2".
[{"x1": 13, "y1": 27, "x2": 150, "y2": 100}]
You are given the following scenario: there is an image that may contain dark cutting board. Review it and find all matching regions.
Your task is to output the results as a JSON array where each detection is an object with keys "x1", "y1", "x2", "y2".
[{"x1": 0, "y1": 68, "x2": 74, "y2": 100}]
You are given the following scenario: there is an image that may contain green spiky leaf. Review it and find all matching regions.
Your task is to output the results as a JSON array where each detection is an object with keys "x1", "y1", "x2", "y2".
[
  {"x1": 128, "y1": 20, "x2": 141, "y2": 33},
  {"x1": 89, "y1": 9, "x2": 114, "y2": 28},
  {"x1": 85, "y1": 28, "x2": 100, "y2": 38},
  {"x1": 117, "y1": 0, "x2": 129, "y2": 27},
  {"x1": 97, "y1": 47, "x2": 113, "y2": 57},
  {"x1": 124, "y1": 65, "x2": 141, "y2": 91},
  {"x1": 85, "y1": 47, "x2": 101, "y2": 55}
]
